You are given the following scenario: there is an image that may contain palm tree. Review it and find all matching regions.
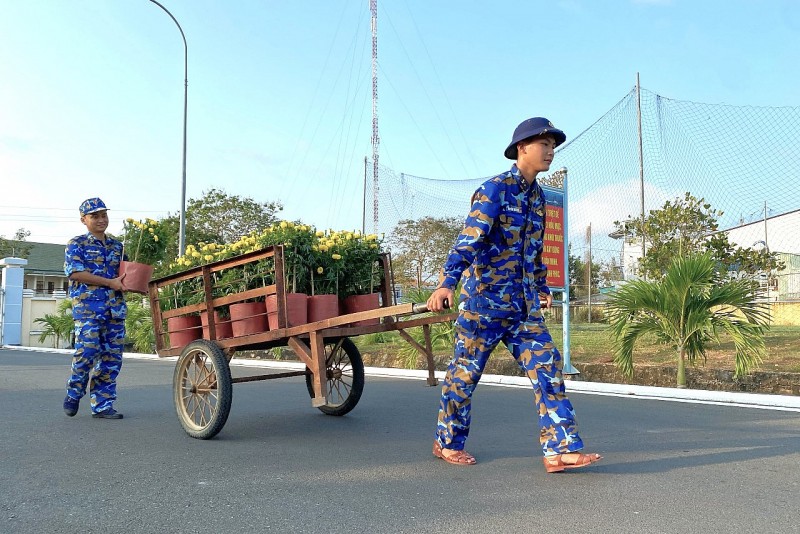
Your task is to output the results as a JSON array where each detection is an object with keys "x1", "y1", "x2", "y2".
[
  {"x1": 124, "y1": 297, "x2": 156, "y2": 354},
  {"x1": 606, "y1": 253, "x2": 770, "y2": 388},
  {"x1": 34, "y1": 299, "x2": 74, "y2": 348}
]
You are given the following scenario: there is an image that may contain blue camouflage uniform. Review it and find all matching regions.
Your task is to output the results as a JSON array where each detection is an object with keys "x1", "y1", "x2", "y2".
[
  {"x1": 435, "y1": 164, "x2": 584, "y2": 457},
  {"x1": 64, "y1": 233, "x2": 127, "y2": 414}
]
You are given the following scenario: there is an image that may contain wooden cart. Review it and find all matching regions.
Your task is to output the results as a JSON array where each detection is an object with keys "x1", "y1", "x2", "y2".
[{"x1": 148, "y1": 245, "x2": 456, "y2": 440}]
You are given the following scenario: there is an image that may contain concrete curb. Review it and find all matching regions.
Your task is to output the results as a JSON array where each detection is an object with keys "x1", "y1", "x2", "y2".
[{"x1": 7, "y1": 345, "x2": 800, "y2": 412}]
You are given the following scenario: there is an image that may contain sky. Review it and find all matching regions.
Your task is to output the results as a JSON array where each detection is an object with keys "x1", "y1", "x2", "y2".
[{"x1": 1, "y1": 0, "x2": 798, "y2": 246}]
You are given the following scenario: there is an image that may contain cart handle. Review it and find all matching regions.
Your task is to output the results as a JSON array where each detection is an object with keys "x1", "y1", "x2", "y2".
[{"x1": 411, "y1": 298, "x2": 449, "y2": 314}]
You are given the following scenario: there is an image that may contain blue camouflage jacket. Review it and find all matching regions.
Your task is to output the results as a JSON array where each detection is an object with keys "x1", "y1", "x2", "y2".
[
  {"x1": 64, "y1": 233, "x2": 127, "y2": 321},
  {"x1": 438, "y1": 164, "x2": 550, "y2": 319}
]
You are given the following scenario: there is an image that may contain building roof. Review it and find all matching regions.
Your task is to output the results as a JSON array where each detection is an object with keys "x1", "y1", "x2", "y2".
[{"x1": 5, "y1": 241, "x2": 66, "y2": 276}]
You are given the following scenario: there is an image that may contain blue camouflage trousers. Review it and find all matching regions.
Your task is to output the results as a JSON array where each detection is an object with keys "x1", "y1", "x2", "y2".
[
  {"x1": 435, "y1": 310, "x2": 584, "y2": 457},
  {"x1": 66, "y1": 315, "x2": 125, "y2": 414}
]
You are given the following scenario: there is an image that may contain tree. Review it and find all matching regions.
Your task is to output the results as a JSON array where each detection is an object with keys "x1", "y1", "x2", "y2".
[
  {"x1": 159, "y1": 188, "x2": 283, "y2": 259},
  {"x1": 34, "y1": 299, "x2": 74, "y2": 349},
  {"x1": 387, "y1": 216, "x2": 462, "y2": 289},
  {"x1": 124, "y1": 297, "x2": 155, "y2": 353},
  {"x1": 614, "y1": 192, "x2": 781, "y2": 279},
  {"x1": 596, "y1": 257, "x2": 623, "y2": 288},
  {"x1": 568, "y1": 245, "x2": 601, "y2": 299},
  {"x1": 606, "y1": 253, "x2": 770, "y2": 387},
  {"x1": 0, "y1": 228, "x2": 33, "y2": 258}
]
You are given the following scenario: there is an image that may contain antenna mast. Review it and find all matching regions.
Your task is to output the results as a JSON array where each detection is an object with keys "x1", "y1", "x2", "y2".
[{"x1": 370, "y1": 0, "x2": 379, "y2": 234}]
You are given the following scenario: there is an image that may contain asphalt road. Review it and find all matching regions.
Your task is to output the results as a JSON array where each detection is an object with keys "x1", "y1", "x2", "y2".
[{"x1": 2, "y1": 348, "x2": 799, "y2": 534}]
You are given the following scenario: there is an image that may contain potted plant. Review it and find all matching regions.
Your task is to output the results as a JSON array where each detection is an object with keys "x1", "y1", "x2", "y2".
[
  {"x1": 336, "y1": 230, "x2": 384, "y2": 326},
  {"x1": 155, "y1": 255, "x2": 204, "y2": 348},
  {"x1": 220, "y1": 254, "x2": 274, "y2": 336},
  {"x1": 307, "y1": 230, "x2": 344, "y2": 322},
  {"x1": 119, "y1": 217, "x2": 168, "y2": 293},
  {"x1": 257, "y1": 221, "x2": 316, "y2": 329}
]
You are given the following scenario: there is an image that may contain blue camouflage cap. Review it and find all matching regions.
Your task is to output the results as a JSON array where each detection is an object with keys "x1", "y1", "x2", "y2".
[{"x1": 79, "y1": 197, "x2": 109, "y2": 215}]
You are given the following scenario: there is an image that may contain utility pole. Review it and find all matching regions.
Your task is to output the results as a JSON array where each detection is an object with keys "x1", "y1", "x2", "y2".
[
  {"x1": 370, "y1": 0, "x2": 379, "y2": 234},
  {"x1": 636, "y1": 72, "x2": 646, "y2": 274},
  {"x1": 586, "y1": 223, "x2": 592, "y2": 323}
]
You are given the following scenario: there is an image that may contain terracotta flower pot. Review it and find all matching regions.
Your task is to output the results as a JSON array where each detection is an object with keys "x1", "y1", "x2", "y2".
[
  {"x1": 200, "y1": 310, "x2": 233, "y2": 340},
  {"x1": 167, "y1": 315, "x2": 202, "y2": 348},
  {"x1": 307, "y1": 294, "x2": 340, "y2": 323},
  {"x1": 342, "y1": 293, "x2": 381, "y2": 326},
  {"x1": 229, "y1": 301, "x2": 269, "y2": 337},
  {"x1": 266, "y1": 293, "x2": 308, "y2": 330},
  {"x1": 119, "y1": 260, "x2": 154, "y2": 294}
]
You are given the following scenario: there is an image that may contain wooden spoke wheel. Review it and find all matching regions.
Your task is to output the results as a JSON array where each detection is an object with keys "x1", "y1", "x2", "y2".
[
  {"x1": 305, "y1": 337, "x2": 364, "y2": 416},
  {"x1": 173, "y1": 339, "x2": 232, "y2": 439}
]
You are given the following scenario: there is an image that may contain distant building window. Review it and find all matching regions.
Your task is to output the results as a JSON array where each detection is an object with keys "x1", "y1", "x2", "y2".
[
  {"x1": 36, "y1": 281, "x2": 44, "y2": 292},
  {"x1": 62, "y1": 281, "x2": 69, "y2": 292},
  {"x1": 48, "y1": 282, "x2": 55, "y2": 293}
]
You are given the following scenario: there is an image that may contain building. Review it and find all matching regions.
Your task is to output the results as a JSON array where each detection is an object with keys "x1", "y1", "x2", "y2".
[
  {"x1": 721, "y1": 209, "x2": 800, "y2": 301},
  {"x1": 608, "y1": 209, "x2": 800, "y2": 302},
  {"x1": 0, "y1": 241, "x2": 68, "y2": 296}
]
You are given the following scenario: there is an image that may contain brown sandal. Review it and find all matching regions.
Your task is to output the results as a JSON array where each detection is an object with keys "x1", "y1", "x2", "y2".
[
  {"x1": 433, "y1": 441, "x2": 477, "y2": 466},
  {"x1": 543, "y1": 452, "x2": 602, "y2": 473}
]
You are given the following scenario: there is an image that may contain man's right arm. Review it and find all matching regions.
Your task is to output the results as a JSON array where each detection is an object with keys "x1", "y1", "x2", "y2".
[
  {"x1": 431, "y1": 182, "x2": 501, "y2": 310},
  {"x1": 69, "y1": 271, "x2": 126, "y2": 292}
]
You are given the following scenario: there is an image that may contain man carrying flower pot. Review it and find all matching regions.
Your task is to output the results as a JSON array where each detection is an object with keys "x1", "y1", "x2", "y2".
[
  {"x1": 62, "y1": 197, "x2": 130, "y2": 420},
  {"x1": 426, "y1": 118, "x2": 602, "y2": 473}
]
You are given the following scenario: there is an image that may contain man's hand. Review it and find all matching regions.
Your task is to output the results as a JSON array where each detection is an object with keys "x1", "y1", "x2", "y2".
[
  {"x1": 110, "y1": 275, "x2": 127, "y2": 292},
  {"x1": 426, "y1": 287, "x2": 453, "y2": 313},
  {"x1": 70, "y1": 271, "x2": 127, "y2": 292},
  {"x1": 539, "y1": 292, "x2": 553, "y2": 309}
]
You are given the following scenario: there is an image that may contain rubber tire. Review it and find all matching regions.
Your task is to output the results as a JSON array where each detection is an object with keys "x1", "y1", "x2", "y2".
[
  {"x1": 305, "y1": 337, "x2": 365, "y2": 416},
  {"x1": 173, "y1": 339, "x2": 232, "y2": 440}
]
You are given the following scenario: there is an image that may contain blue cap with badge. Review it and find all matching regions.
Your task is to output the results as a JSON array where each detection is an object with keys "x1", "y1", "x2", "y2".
[{"x1": 79, "y1": 197, "x2": 109, "y2": 215}]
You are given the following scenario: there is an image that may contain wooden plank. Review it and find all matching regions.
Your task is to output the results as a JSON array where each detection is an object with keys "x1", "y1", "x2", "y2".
[
  {"x1": 422, "y1": 324, "x2": 438, "y2": 385},
  {"x1": 396, "y1": 327, "x2": 439, "y2": 386},
  {"x1": 391, "y1": 312, "x2": 458, "y2": 329},
  {"x1": 286, "y1": 336, "x2": 313, "y2": 368},
  {"x1": 288, "y1": 335, "x2": 327, "y2": 407},
  {"x1": 308, "y1": 331, "x2": 328, "y2": 407}
]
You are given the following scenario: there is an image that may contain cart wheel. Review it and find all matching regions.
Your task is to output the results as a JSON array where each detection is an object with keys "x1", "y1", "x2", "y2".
[
  {"x1": 173, "y1": 339, "x2": 232, "y2": 440},
  {"x1": 305, "y1": 337, "x2": 364, "y2": 416}
]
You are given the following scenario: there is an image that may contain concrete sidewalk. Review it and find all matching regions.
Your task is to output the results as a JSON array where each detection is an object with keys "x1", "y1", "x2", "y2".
[{"x1": 9, "y1": 345, "x2": 800, "y2": 412}]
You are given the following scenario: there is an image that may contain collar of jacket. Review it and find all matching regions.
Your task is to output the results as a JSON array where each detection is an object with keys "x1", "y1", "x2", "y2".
[{"x1": 510, "y1": 163, "x2": 537, "y2": 193}]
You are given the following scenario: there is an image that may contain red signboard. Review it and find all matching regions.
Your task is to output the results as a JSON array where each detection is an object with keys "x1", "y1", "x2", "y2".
[{"x1": 542, "y1": 186, "x2": 565, "y2": 289}]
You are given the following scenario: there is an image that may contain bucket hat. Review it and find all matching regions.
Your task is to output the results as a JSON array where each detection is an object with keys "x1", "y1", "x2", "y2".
[
  {"x1": 504, "y1": 117, "x2": 566, "y2": 160},
  {"x1": 79, "y1": 197, "x2": 109, "y2": 215}
]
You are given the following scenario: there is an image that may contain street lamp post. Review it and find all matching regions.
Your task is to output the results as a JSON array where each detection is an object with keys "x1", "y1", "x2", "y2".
[{"x1": 148, "y1": 0, "x2": 188, "y2": 257}]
